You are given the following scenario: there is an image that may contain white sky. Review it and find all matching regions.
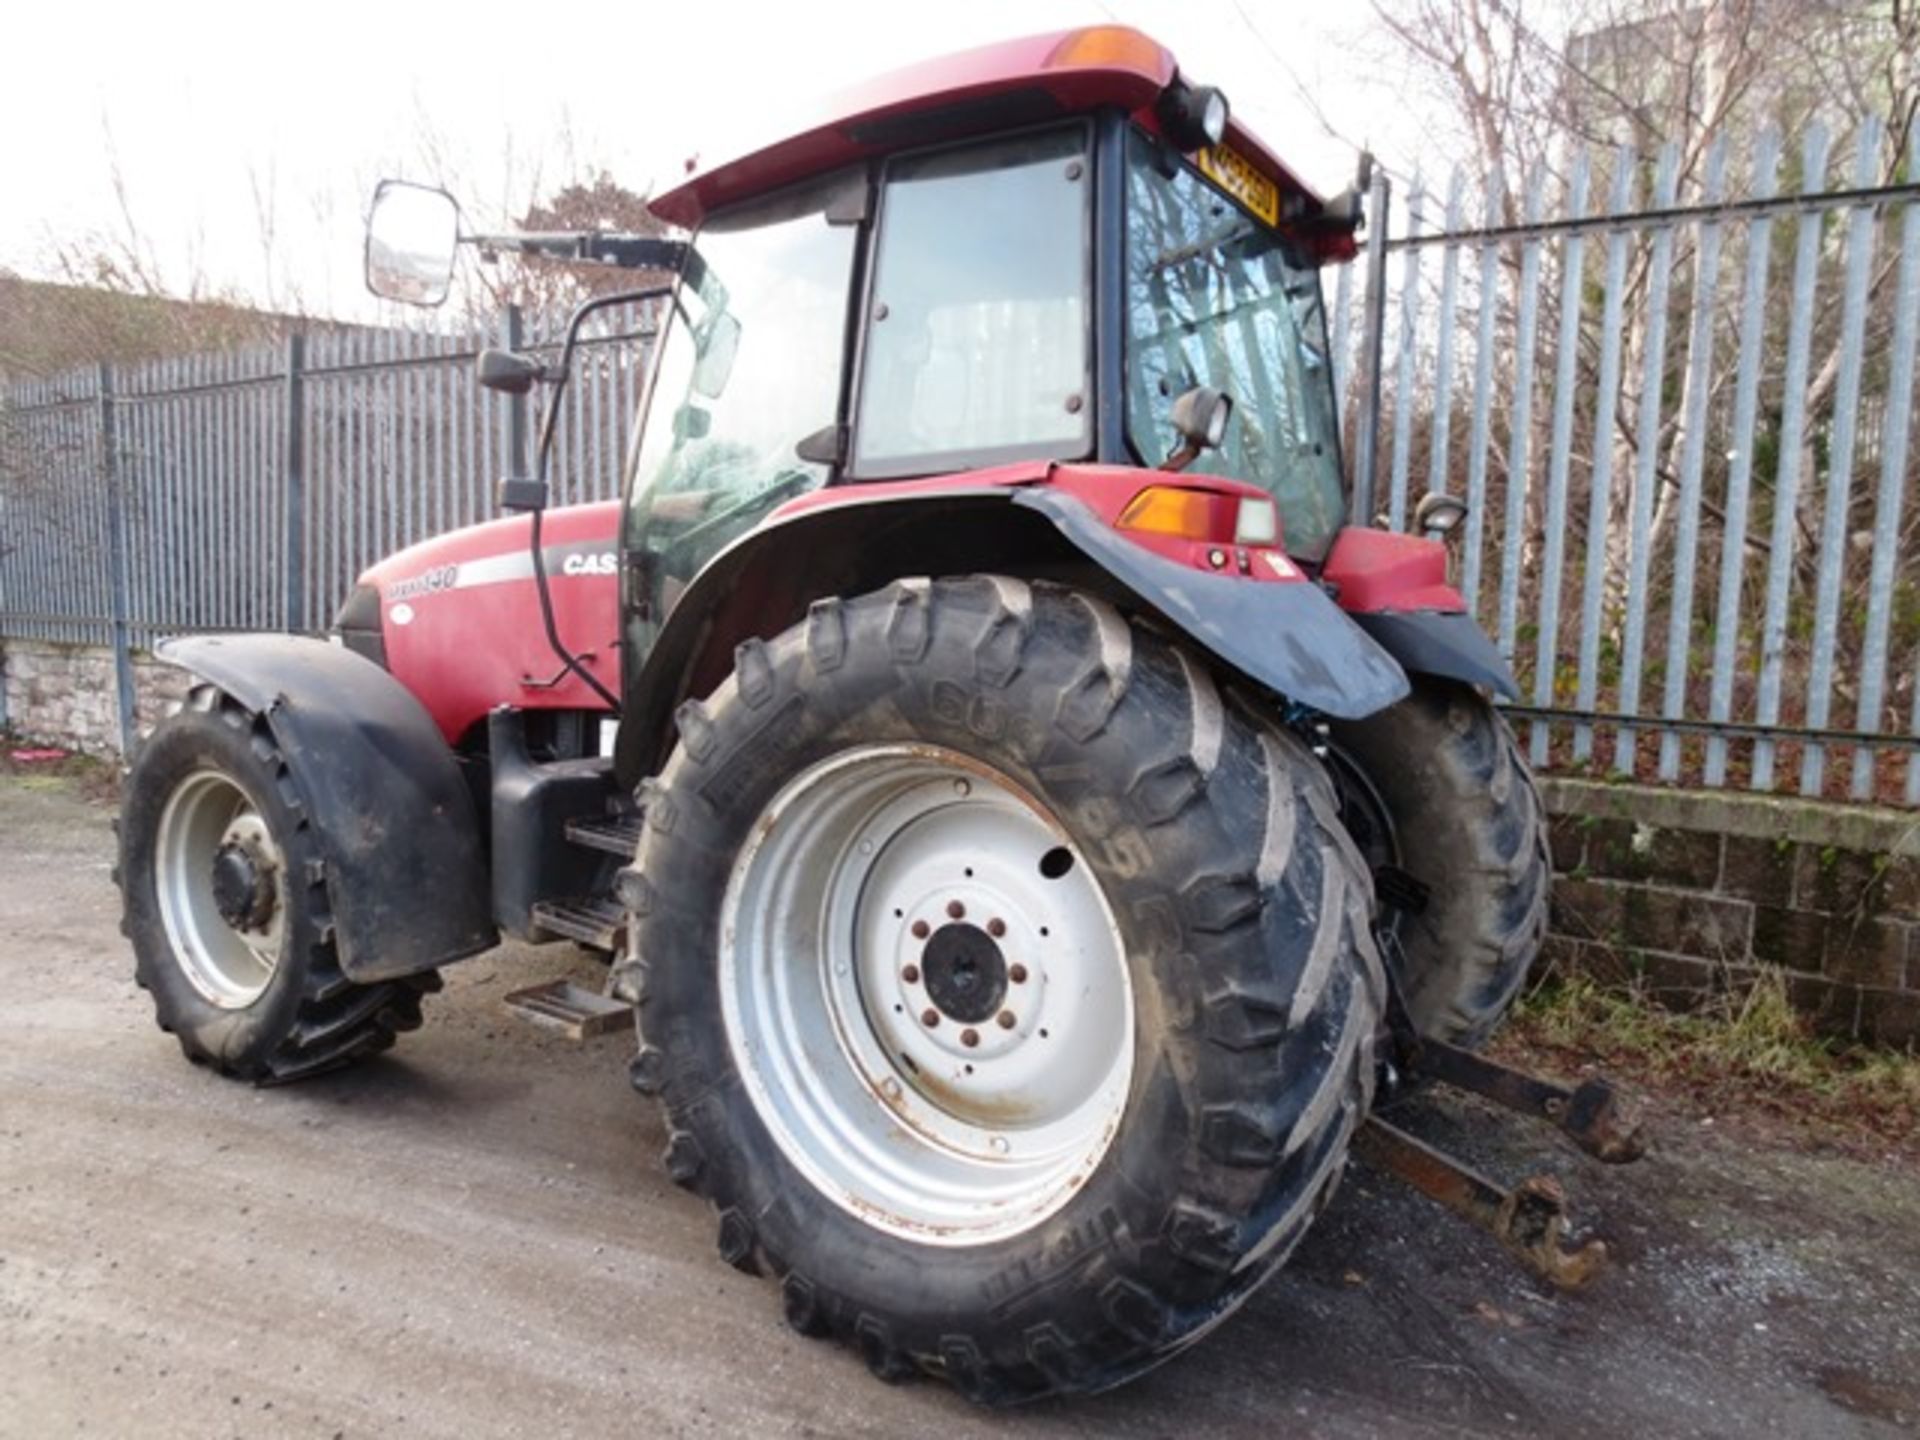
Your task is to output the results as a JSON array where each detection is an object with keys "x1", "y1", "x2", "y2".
[{"x1": 1, "y1": 0, "x2": 1434, "y2": 322}]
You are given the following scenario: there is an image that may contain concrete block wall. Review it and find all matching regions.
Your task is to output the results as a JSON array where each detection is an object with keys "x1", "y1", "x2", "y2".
[
  {"x1": 1541, "y1": 778, "x2": 1920, "y2": 1048},
  {"x1": 1, "y1": 640, "x2": 190, "y2": 756}
]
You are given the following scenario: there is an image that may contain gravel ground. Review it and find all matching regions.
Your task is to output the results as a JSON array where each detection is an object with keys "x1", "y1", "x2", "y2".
[{"x1": 2, "y1": 771, "x2": 1917, "y2": 1438}]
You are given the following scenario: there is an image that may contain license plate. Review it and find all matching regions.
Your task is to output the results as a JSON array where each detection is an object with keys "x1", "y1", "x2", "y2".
[{"x1": 1197, "y1": 144, "x2": 1279, "y2": 227}]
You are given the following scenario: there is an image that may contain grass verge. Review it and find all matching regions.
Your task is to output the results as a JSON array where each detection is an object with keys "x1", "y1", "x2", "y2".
[{"x1": 1491, "y1": 968, "x2": 1920, "y2": 1162}]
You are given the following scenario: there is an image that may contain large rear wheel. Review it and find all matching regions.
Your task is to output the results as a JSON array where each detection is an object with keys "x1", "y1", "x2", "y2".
[{"x1": 626, "y1": 577, "x2": 1384, "y2": 1402}]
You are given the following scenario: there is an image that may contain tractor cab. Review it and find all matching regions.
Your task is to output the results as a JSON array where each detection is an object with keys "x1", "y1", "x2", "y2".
[
  {"x1": 361, "y1": 26, "x2": 1390, "y2": 744},
  {"x1": 620, "y1": 28, "x2": 1360, "y2": 650}
]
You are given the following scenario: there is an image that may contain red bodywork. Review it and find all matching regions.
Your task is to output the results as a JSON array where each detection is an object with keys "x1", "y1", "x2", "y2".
[
  {"x1": 350, "y1": 471, "x2": 1459, "y2": 747},
  {"x1": 355, "y1": 502, "x2": 622, "y2": 743},
  {"x1": 649, "y1": 26, "x2": 1354, "y2": 261},
  {"x1": 1320, "y1": 529, "x2": 1467, "y2": 614},
  {"x1": 776, "y1": 463, "x2": 1310, "y2": 582}
]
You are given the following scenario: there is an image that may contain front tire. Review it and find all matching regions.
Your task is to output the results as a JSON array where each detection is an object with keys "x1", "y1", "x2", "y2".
[
  {"x1": 117, "y1": 686, "x2": 439, "y2": 1083},
  {"x1": 626, "y1": 577, "x2": 1384, "y2": 1402}
]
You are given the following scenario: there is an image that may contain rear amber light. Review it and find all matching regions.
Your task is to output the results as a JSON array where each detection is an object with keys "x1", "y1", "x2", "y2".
[
  {"x1": 1044, "y1": 26, "x2": 1171, "y2": 79},
  {"x1": 1117, "y1": 485, "x2": 1219, "y2": 540}
]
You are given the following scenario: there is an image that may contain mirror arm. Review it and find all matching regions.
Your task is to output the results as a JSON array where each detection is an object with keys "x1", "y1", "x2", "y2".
[
  {"x1": 534, "y1": 284, "x2": 677, "y2": 479},
  {"x1": 517, "y1": 283, "x2": 677, "y2": 719},
  {"x1": 462, "y1": 231, "x2": 697, "y2": 280}
]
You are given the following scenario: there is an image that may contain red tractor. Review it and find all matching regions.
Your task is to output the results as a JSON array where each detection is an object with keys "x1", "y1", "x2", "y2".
[{"x1": 117, "y1": 26, "x2": 1633, "y2": 1402}]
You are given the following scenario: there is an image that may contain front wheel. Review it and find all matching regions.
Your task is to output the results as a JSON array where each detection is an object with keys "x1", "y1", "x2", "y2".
[
  {"x1": 117, "y1": 686, "x2": 439, "y2": 1082},
  {"x1": 626, "y1": 577, "x2": 1384, "y2": 1402}
]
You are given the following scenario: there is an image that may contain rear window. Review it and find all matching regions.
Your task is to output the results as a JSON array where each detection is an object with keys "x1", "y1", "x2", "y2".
[{"x1": 852, "y1": 126, "x2": 1092, "y2": 477}]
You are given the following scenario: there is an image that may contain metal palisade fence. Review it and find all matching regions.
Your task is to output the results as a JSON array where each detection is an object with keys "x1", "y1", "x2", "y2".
[
  {"x1": 3, "y1": 119, "x2": 1919, "y2": 807},
  {"x1": 1329, "y1": 115, "x2": 1920, "y2": 807},
  {"x1": 0, "y1": 300, "x2": 650, "y2": 646}
]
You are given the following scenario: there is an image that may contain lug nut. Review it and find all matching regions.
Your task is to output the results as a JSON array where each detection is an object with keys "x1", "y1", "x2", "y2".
[
  {"x1": 961, "y1": 1028, "x2": 980, "y2": 1048},
  {"x1": 921, "y1": 1008, "x2": 940, "y2": 1027},
  {"x1": 910, "y1": 919, "x2": 930, "y2": 939},
  {"x1": 1009, "y1": 963, "x2": 1029, "y2": 984},
  {"x1": 986, "y1": 917, "x2": 1006, "y2": 938},
  {"x1": 947, "y1": 899, "x2": 966, "y2": 919},
  {"x1": 902, "y1": 964, "x2": 920, "y2": 984},
  {"x1": 997, "y1": 1010, "x2": 1016, "y2": 1029}
]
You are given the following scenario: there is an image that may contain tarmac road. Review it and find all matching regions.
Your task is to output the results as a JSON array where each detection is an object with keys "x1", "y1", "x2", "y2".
[{"x1": 2, "y1": 772, "x2": 1917, "y2": 1439}]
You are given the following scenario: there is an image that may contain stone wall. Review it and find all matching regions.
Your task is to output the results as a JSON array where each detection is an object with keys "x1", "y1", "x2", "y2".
[
  {"x1": 1, "y1": 640, "x2": 190, "y2": 756},
  {"x1": 1541, "y1": 778, "x2": 1919, "y2": 1048}
]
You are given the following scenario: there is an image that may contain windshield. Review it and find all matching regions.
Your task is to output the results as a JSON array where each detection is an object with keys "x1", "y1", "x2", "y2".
[{"x1": 1124, "y1": 130, "x2": 1345, "y2": 560}]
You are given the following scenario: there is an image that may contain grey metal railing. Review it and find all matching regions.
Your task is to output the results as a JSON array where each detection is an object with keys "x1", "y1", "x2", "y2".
[
  {"x1": 5, "y1": 122, "x2": 1918, "y2": 807},
  {"x1": 1, "y1": 303, "x2": 652, "y2": 745},
  {"x1": 1331, "y1": 116, "x2": 1920, "y2": 807}
]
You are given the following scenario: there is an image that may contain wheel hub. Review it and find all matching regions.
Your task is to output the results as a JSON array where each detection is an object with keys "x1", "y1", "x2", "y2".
[
  {"x1": 920, "y1": 923, "x2": 1007, "y2": 1024},
  {"x1": 154, "y1": 771, "x2": 285, "y2": 1009},
  {"x1": 720, "y1": 744, "x2": 1134, "y2": 1246},
  {"x1": 210, "y1": 840, "x2": 275, "y2": 932}
]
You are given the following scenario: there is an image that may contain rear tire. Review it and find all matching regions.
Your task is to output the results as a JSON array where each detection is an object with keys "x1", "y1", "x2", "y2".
[
  {"x1": 1329, "y1": 677, "x2": 1549, "y2": 1047},
  {"x1": 117, "y1": 686, "x2": 440, "y2": 1083},
  {"x1": 626, "y1": 577, "x2": 1384, "y2": 1402}
]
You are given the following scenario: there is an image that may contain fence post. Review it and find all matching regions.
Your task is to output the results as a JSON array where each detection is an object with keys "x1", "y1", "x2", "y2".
[
  {"x1": 283, "y1": 333, "x2": 307, "y2": 633},
  {"x1": 1352, "y1": 169, "x2": 1391, "y2": 528},
  {"x1": 503, "y1": 303, "x2": 529, "y2": 477},
  {"x1": 99, "y1": 363, "x2": 137, "y2": 756}
]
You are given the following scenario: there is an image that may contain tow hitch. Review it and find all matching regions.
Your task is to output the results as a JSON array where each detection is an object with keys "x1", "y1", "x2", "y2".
[
  {"x1": 1359, "y1": 955, "x2": 1647, "y2": 1290},
  {"x1": 1353, "y1": 1120, "x2": 1611, "y2": 1290}
]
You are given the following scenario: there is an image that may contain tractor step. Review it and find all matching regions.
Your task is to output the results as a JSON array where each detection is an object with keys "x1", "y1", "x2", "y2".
[
  {"x1": 564, "y1": 813, "x2": 645, "y2": 859},
  {"x1": 502, "y1": 979, "x2": 634, "y2": 1041},
  {"x1": 530, "y1": 896, "x2": 626, "y2": 949}
]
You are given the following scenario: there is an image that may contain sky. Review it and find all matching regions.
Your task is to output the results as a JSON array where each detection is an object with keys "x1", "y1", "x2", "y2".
[{"x1": 0, "y1": 0, "x2": 1433, "y2": 323}]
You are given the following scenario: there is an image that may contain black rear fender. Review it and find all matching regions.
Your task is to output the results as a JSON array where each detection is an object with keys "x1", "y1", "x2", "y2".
[
  {"x1": 614, "y1": 488, "x2": 1409, "y2": 786},
  {"x1": 155, "y1": 635, "x2": 496, "y2": 981}
]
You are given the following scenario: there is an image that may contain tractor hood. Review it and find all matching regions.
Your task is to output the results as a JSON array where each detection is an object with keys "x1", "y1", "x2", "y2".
[{"x1": 348, "y1": 501, "x2": 622, "y2": 743}]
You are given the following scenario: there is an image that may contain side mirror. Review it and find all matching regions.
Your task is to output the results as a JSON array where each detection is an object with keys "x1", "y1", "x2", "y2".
[
  {"x1": 365, "y1": 180, "x2": 460, "y2": 307},
  {"x1": 691, "y1": 313, "x2": 742, "y2": 399},
  {"x1": 1414, "y1": 491, "x2": 1469, "y2": 541},
  {"x1": 475, "y1": 348, "x2": 548, "y2": 395},
  {"x1": 1163, "y1": 385, "x2": 1233, "y2": 472}
]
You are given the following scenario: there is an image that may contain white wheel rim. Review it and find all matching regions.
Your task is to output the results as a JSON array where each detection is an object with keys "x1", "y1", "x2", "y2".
[
  {"x1": 154, "y1": 769, "x2": 285, "y2": 1008},
  {"x1": 720, "y1": 744, "x2": 1135, "y2": 1246}
]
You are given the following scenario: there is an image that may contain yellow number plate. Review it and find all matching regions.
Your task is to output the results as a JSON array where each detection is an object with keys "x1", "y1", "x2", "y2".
[{"x1": 1197, "y1": 144, "x2": 1279, "y2": 226}]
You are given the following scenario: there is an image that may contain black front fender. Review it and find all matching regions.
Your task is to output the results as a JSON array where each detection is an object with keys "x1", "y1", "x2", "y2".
[
  {"x1": 156, "y1": 635, "x2": 496, "y2": 981},
  {"x1": 1014, "y1": 488, "x2": 1410, "y2": 719}
]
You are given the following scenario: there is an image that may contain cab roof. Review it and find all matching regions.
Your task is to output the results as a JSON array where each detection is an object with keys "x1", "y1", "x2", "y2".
[{"x1": 648, "y1": 25, "x2": 1341, "y2": 250}]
